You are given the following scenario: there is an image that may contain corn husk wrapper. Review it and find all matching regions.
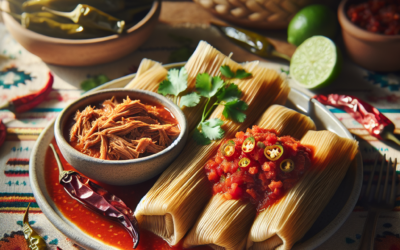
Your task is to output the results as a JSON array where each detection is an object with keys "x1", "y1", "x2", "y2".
[
  {"x1": 124, "y1": 41, "x2": 243, "y2": 131},
  {"x1": 183, "y1": 105, "x2": 316, "y2": 250},
  {"x1": 247, "y1": 130, "x2": 359, "y2": 250},
  {"x1": 134, "y1": 42, "x2": 290, "y2": 246}
]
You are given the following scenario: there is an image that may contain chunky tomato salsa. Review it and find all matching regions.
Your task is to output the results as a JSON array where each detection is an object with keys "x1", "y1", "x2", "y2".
[{"x1": 205, "y1": 126, "x2": 312, "y2": 211}]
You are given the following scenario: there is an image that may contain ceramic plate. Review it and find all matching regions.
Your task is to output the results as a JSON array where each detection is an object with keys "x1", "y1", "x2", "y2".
[{"x1": 30, "y1": 62, "x2": 363, "y2": 250}]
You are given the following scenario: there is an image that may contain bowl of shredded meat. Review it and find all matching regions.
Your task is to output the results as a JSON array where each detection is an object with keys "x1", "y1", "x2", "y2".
[{"x1": 54, "y1": 89, "x2": 188, "y2": 185}]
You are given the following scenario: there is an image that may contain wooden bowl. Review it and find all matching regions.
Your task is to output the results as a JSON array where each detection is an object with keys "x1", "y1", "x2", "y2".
[
  {"x1": 1, "y1": 1, "x2": 161, "y2": 66},
  {"x1": 193, "y1": 0, "x2": 337, "y2": 29},
  {"x1": 338, "y1": 0, "x2": 400, "y2": 72}
]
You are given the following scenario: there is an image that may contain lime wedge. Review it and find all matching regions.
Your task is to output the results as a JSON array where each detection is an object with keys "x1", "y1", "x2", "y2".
[{"x1": 290, "y1": 36, "x2": 342, "y2": 89}]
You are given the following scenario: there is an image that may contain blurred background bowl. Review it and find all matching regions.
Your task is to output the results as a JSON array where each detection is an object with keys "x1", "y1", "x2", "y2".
[
  {"x1": 54, "y1": 89, "x2": 188, "y2": 185},
  {"x1": 1, "y1": 0, "x2": 161, "y2": 66},
  {"x1": 193, "y1": 0, "x2": 337, "y2": 29},
  {"x1": 338, "y1": 0, "x2": 400, "y2": 72}
]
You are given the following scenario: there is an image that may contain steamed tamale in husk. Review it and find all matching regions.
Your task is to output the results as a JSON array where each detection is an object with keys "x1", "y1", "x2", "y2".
[
  {"x1": 183, "y1": 105, "x2": 316, "y2": 250},
  {"x1": 125, "y1": 41, "x2": 244, "y2": 131},
  {"x1": 247, "y1": 130, "x2": 358, "y2": 250},
  {"x1": 134, "y1": 42, "x2": 290, "y2": 245}
]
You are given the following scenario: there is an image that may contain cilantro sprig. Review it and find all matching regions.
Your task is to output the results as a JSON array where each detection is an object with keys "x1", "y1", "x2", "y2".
[{"x1": 157, "y1": 65, "x2": 252, "y2": 145}]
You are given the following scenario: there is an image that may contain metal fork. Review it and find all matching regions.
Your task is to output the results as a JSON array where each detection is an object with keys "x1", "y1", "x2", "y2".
[{"x1": 358, "y1": 155, "x2": 398, "y2": 250}]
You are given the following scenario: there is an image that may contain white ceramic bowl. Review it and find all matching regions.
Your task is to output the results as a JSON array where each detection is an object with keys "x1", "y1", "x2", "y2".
[{"x1": 54, "y1": 89, "x2": 188, "y2": 185}]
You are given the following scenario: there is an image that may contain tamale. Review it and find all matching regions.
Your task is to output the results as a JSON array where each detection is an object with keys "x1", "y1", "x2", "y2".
[
  {"x1": 134, "y1": 43, "x2": 290, "y2": 245},
  {"x1": 247, "y1": 130, "x2": 358, "y2": 250},
  {"x1": 124, "y1": 41, "x2": 244, "y2": 131},
  {"x1": 183, "y1": 106, "x2": 316, "y2": 250}
]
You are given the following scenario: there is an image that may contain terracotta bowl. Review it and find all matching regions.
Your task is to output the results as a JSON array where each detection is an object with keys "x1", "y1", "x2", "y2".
[
  {"x1": 54, "y1": 89, "x2": 188, "y2": 185},
  {"x1": 338, "y1": 0, "x2": 400, "y2": 72},
  {"x1": 1, "y1": 1, "x2": 161, "y2": 66}
]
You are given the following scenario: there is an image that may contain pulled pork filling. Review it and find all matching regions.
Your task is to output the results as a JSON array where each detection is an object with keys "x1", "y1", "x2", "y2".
[{"x1": 69, "y1": 96, "x2": 180, "y2": 160}]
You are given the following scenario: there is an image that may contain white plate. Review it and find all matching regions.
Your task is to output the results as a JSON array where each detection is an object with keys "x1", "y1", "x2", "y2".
[{"x1": 30, "y1": 62, "x2": 363, "y2": 250}]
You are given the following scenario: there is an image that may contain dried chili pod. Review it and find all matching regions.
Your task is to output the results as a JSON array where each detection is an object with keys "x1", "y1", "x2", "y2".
[
  {"x1": 43, "y1": 4, "x2": 125, "y2": 34},
  {"x1": 49, "y1": 144, "x2": 140, "y2": 248},
  {"x1": 315, "y1": 94, "x2": 400, "y2": 145},
  {"x1": 242, "y1": 136, "x2": 255, "y2": 153},
  {"x1": 0, "y1": 72, "x2": 53, "y2": 113},
  {"x1": 23, "y1": 203, "x2": 48, "y2": 250},
  {"x1": 211, "y1": 21, "x2": 291, "y2": 61},
  {"x1": 22, "y1": 0, "x2": 125, "y2": 13},
  {"x1": 264, "y1": 144, "x2": 284, "y2": 161},
  {"x1": 0, "y1": 119, "x2": 6, "y2": 149}
]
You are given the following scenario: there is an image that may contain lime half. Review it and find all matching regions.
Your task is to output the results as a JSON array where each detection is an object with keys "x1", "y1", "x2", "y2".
[{"x1": 290, "y1": 36, "x2": 341, "y2": 89}]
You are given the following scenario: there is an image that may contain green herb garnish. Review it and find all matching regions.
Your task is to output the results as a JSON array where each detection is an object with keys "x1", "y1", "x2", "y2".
[
  {"x1": 220, "y1": 65, "x2": 252, "y2": 79},
  {"x1": 157, "y1": 64, "x2": 252, "y2": 145}
]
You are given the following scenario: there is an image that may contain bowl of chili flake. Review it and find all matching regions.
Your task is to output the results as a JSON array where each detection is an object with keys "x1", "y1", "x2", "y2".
[
  {"x1": 54, "y1": 89, "x2": 188, "y2": 185},
  {"x1": 338, "y1": 0, "x2": 400, "y2": 72}
]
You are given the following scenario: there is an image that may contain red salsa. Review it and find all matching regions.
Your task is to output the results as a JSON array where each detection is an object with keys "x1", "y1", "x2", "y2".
[
  {"x1": 45, "y1": 139, "x2": 211, "y2": 250},
  {"x1": 347, "y1": 0, "x2": 400, "y2": 35},
  {"x1": 204, "y1": 126, "x2": 312, "y2": 211}
]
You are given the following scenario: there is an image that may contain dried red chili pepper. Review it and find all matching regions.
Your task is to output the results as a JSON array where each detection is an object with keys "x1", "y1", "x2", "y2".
[
  {"x1": 315, "y1": 94, "x2": 400, "y2": 145},
  {"x1": 0, "y1": 72, "x2": 53, "y2": 113},
  {"x1": 49, "y1": 144, "x2": 140, "y2": 248},
  {"x1": 0, "y1": 119, "x2": 6, "y2": 148}
]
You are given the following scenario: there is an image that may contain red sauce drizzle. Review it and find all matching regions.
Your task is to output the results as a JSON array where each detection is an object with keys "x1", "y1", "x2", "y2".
[
  {"x1": 45, "y1": 139, "x2": 211, "y2": 250},
  {"x1": 204, "y1": 126, "x2": 312, "y2": 211}
]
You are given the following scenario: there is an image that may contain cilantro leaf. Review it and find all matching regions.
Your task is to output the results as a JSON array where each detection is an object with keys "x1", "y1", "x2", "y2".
[
  {"x1": 180, "y1": 92, "x2": 201, "y2": 108},
  {"x1": 235, "y1": 69, "x2": 252, "y2": 79},
  {"x1": 81, "y1": 74, "x2": 109, "y2": 92},
  {"x1": 223, "y1": 100, "x2": 248, "y2": 123},
  {"x1": 193, "y1": 128, "x2": 211, "y2": 145},
  {"x1": 220, "y1": 65, "x2": 235, "y2": 78},
  {"x1": 201, "y1": 118, "x2": 225, "y2": 140},
  {"x1": 216, "y1": 83, "x2": 242, "y2": 102},
  {"x1": 157, "y1": 67, "x2": 188, "y2": 96},
  {"x1": 195, "y1": 74, "x2": 225, "y2": 98}
]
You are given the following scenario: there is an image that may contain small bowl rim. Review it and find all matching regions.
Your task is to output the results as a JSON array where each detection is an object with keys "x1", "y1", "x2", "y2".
[
  {"x1": 1, "y1": 0, "x2": 160, "y2": 44},
  {"x1": 54, "y1": 88, "x2": 187, "y2": 166},
  {"x1": 338, "y1": 0, "x2": 400, "y2": 41}
]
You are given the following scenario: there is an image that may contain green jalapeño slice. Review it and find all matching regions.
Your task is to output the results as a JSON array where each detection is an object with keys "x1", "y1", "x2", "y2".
[
  {"x1": 222, "y1": 140, "x2": 236, "y2": 157},
  {"x1": 280, "y1": 159, "x2": 295, "y2": 173},
  {"x1": 242, "y1": 137, "x2": 255, "y2": 153},
  {"x1": 264, "y1": 144, "x2": 284, "y2": 161}
]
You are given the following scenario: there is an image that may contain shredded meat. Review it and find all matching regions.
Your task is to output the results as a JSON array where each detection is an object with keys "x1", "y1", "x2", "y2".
[{"x1": 69, "y1": 96, "x2": 180, "y2": 160}]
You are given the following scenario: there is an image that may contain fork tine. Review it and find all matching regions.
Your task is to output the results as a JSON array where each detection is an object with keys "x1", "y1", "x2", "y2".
[
  {"x1": 364, "y1": 155, "x2": 379, "y2": 201},
  {"x1": 374, "y1": 154, "x2": 386, "y2": 201},
  {"x1": 389, "y1": 158, "x2": 398, "y2": 207},
  {"x1": 382, "y1": 158, "x2": 391, "y2": 203}
]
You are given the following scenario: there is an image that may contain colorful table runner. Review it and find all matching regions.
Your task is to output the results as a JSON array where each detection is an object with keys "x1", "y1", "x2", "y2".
[{"x1": 1, "y1": 6, "x2": 400, "y2": 250}]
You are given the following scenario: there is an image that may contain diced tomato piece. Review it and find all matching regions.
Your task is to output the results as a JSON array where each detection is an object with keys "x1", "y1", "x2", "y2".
[
  {"x1": 262, "y1": 161, "x2": 276, "y2": 172},
  {"x1": 221, "y1": 160, "x2": 231, "y2": 173},
  {"x1": 268, "y1": 180, "x2": 283, "y2": 190},
  {"x1": 215, "y1": 156, "x2": 223, "y2": 164},
  {"x1": 224, "y1": 192, "x2": 233, "y2": 200},
  {"x1": 246, "y1": 188, "x2": 257, "y2": 199},
  {"x1": 249, "y1": 167, "x2": 258, "y2": 175},
  {"x1": 207, "y1": 169, "x2": 219, "y2": 182}
]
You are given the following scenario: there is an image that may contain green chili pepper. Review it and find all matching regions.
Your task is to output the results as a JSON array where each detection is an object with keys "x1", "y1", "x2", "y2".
[
  {"x1": 43, "y1": 4, "x2": 125, "y2": 34},
  {"x1": 264, "y1": 144, "x2": 284, "y2": 161},
  {"x1": 238, "y1": 157, "x2": 251, "y2": 168},
  {"x1": 257, "y1": 141, "x2": 266, "y2": 149},
  {"x1": 220, "y1": 175, "x2": 226, "y2": 182},
  {"x1": 211, "y1": 22, "x2": 291, "y2": 61},
  {"x1": 17, "y1": 13, "x2": 112, "y2": 39},
  {"x1": 222, "y1": 140, "x2": 235, "y2": 157},
  {"x1": 280, "y1": 159, "x2": 295, "y2": 173},
  {"x1": 23, "y1": 203, "x2": 47, "y2": 250},
  {"x1": 22, "y1": 0, "x2": 125, "y2": 13},
  {"x1": 242, "y1": 136, "x2": 255, "y2": 153}
]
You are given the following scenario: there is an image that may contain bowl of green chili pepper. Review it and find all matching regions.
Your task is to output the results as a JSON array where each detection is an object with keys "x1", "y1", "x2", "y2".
[{"x1": 1, "y1": 0, "x2": 161, "y2": 66}]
